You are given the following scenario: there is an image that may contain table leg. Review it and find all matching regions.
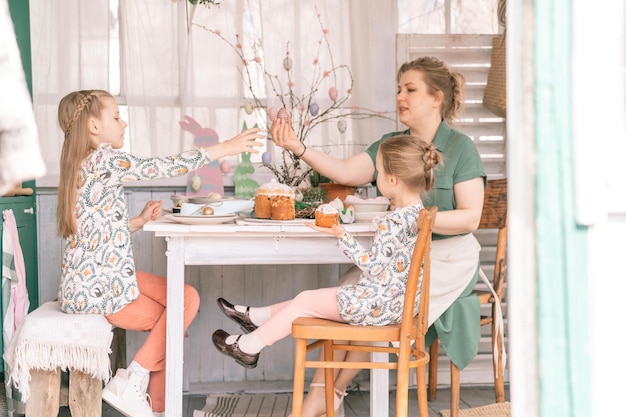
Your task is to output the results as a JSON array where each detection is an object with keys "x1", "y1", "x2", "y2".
[
  {"x1": 371, "y1": 343, "x2": 389, "y2": 417},
  {"x1": 165, "y1": 236, "x2": 185, "y2": 417}
]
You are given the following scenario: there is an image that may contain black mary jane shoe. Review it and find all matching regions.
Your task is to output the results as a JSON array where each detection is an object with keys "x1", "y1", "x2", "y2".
[
  {"x1": 217, "y1": 297, "x2": 258, "y2": 333},
  {"x1": 212, "y1": 329, "x2": 260, "y2": 369}
]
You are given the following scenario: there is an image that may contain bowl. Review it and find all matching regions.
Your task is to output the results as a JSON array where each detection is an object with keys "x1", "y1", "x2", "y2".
[
  {"x1": 355, "y1": 211, "x2": 389, "y2": 222},
  {"x1": 345, "y1": 196, "x2": 390, "y2": 212},
  {"x1": 170, "y1": 194, "x2": 189, "y2": 207},
  {"x1": 201, "y1": 198, "x2": 254, "y2": 215}
]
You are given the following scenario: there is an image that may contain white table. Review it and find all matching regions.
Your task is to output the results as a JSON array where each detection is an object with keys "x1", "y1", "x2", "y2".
[{"x1": 144, "y1": 216, "x2": 388, "y2": 417}]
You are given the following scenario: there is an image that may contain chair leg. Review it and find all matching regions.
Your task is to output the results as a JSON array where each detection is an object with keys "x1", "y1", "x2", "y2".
[
  {"x1": 323, "y1": 341, "x2": 335, "y2": 417},
  {"x1": 25, "y1": 369, "x2": 61, "y2": 417},
  {"x1": 292, "y1": 338, "x2": 308, "y2": 417},
  {"x1": 68, "y1": 371, "x2": 102, "y2": 417},
  {"x1": 450, "y1": 363, "x2": 460, "y2": 417},
  {"x1": 416, "y1": 366, "x2": 429, "y2": 417},
  {"x1": 493, "y1": 322, "x2": 506, "y2": 403},
  {"x1": 396, "y1": 363, "x2": 409, "y2": 417},
  {"x1": 427, "y1": 339, "x2": 439, "y2": 400}
]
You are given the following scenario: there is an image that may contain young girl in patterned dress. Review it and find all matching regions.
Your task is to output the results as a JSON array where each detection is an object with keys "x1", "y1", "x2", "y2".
[
  {"x1": 56, "y1": 89, "x2": 263, "y2": 417},
  {"x1": 212, "y1": 134, "x2": 441, "y2": 377}
]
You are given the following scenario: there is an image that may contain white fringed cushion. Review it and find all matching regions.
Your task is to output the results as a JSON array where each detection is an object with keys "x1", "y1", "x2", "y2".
[{"x1": 3, "y1": 301, "x2": 113, "y2": 400}]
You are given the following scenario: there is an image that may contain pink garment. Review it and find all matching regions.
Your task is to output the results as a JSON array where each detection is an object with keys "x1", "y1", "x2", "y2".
[
  {"x1": 256, "y1": 287, "x2": 342, "y2": 346},
  {"x1": 2, "y1": 209, "x2": 29, "y2": 333}
]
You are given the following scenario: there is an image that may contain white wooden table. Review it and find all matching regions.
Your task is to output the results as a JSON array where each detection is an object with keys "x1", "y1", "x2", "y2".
[{"x1": 144, "y1": 216, "x2": 389, "y2": 417}]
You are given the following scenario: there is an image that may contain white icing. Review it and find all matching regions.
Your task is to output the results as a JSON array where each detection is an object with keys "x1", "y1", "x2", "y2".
[{"x1": 316, "y1": 203, "x2": 339, "y2": 214}]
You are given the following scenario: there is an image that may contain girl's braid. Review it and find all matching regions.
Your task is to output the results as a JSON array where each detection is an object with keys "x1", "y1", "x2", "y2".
[{"x1": 64, "y1": 93, "x2": 95, "y2": 136}]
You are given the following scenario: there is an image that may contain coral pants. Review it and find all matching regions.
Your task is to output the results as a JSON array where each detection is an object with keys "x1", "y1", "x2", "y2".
[{"x1": 105, "y1": 271, "x2": 200, "y2": 412}]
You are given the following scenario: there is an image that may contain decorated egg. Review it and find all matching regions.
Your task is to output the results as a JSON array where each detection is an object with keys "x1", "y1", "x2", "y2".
[
  {"x1": 244, "y1": 101, "x2": 254, "y2": 115},
  {"x1": 337, "y1": 118, "x2": 347, "y2": 133},
  {"x1": 202, "y1": 206, "x2": 215, "y2": 215},
  {"x1": 328, "y1": 87, "x2": 338, "y2": 102},
  {"x1": 277, "y1": 108, "x2": 290, "y2": 120},
  {"x1": 207, "y1": 192, "x2": 222, "y2": 200},
  {"x1": 309, "y1": 102, "x2": 319, "y2": 116},
  {"x1": 268, "y1": 107, "x2": 278, "y2": 121},
  {"x1": 261, "y1": 151, "x2": 272, "y2": 164},
  {"x1": 283, "y1": 56, "x2": 293, "y2": 71},
  {"x1": 220, "y1": 160, "x2": 230, "y2": 174},
  {"x1": 191, "y1": 175, "x2": 202, "y2": 191}
]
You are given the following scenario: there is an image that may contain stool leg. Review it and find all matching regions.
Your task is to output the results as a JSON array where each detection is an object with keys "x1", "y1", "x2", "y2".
[
  {"x1": 68, "y1": 371, "x2": 102, "y2": 417},
  {"x1": 25, "y1": 369, "x2": 61, "y2": 417}
]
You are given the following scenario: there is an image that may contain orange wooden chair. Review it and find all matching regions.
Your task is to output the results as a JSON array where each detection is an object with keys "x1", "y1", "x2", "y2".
[
  {"x1": 427, "y1": 178, "x2": 508, "y2": 416},
  {"x1": 291, "y1": 206, "x2": 437, "y2": 417}
]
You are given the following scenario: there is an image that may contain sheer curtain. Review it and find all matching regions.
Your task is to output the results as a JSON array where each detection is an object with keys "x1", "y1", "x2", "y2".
[{"x1": 31, "y1": 0, "x2": 397, "y2": 181}]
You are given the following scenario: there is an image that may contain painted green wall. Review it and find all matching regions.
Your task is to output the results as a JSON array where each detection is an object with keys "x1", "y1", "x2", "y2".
[{"x1": 534, "y1": 1, "x2": 590, "y2": 416}]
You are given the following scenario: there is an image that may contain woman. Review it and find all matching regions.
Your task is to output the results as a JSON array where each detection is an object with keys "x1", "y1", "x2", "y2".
[{"x1": 270, "y1": 56, "x2": 486, "y2": 417}]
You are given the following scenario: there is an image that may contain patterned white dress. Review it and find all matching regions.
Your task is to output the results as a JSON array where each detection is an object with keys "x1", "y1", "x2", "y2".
[
  {"x1": 59, "y1": 143, "x2": 210, "y2": 315},
  {"x1": 336, "y1": 204, "x2": 424, "y2": 326}
]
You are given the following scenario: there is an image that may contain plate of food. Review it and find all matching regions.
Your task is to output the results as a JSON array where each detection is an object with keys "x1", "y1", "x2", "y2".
[
  {"x1": 240, "y1": 217, "x2": 310, "y2": 225},
  {"x1": 165, "y1": 213, "x2": 238, "y2": 225}
]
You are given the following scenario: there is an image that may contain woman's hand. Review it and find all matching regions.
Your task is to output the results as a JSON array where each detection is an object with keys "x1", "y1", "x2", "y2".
[
  {"x1": 270, "y1": 119, "x2": 305, "y2": 156},
  {"x1": 304, "y1": 222, "x2": 346, "y2": 239},
  {"x1": 130, "y1": 200, "x2": 162, "y2": 232},
  {"x1": 207, "y1": 128, "x2": 265, "y2": 160}
]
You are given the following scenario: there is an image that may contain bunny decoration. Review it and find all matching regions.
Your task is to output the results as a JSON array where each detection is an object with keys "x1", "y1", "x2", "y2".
[{"x1": 179, "y1": 115, "x2": 226, "y2": 197}]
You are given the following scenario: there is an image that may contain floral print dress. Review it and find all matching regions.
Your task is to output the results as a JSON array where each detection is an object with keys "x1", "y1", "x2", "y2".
[
  {"x1": 59, "y1": 143, "x2": 210, "y2": 315},
  {"x1": 336, "y1": 204, "x2": 424, "y2": 326}
]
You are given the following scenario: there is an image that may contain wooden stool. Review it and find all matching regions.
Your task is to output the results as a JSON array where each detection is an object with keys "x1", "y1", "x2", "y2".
[{"x1": 3, "y1": 302, "x2": 116, "y2": 417}]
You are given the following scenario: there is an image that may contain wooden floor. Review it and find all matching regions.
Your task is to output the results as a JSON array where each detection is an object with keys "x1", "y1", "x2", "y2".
[{"x1": 61, "y1": 383, "x2": 510, "y2": 417}]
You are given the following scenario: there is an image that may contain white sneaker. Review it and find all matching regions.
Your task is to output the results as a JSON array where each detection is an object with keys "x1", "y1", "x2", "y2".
[{"x1": 102, "y1": 368, "x2": 153, "y2": 417}]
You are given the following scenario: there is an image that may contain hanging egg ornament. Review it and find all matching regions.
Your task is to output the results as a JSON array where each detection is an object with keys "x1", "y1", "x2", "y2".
[
  {"x1": 283, "y1": 56, "x2": 293, "y2": 71},
  {"x1": 219, "y1": 160, "x2": 230, "y2": 174},
  {"x1": 309, "y1": 102, "x2": 319, "y2": 116},
  {"x1": 268, "y1": 107, "x2": 278, "y2": 122},
  {"x1": 191, "y1": 175, "x2": 202, "y2": 191},
  {"x1": 244, "y1": 101, "x2": 254, "y2": 115},
  {"x1": 261, "y1": 151, "x2": 272, "y2": 165},
  {"x1": 337, "y1": 118, "x2": 347, "y2": 133},
  {"x1": 277, "y1": 108, "x2": 290, "y2": 121},
  {"x1": 328, "y1": 87, "x2": 338, "y2": 102}
]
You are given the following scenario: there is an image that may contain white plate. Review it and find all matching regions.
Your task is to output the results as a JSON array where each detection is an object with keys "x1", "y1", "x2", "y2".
[
  {"x1": 354, "y1": 211, "x2": 389, "y2": 222},
  {"x1": 166, "y1": 214, "x2": 238, "y2": 225},
  {"x1": 345, "y1": 198, "x2": 390, "y2": 212}
]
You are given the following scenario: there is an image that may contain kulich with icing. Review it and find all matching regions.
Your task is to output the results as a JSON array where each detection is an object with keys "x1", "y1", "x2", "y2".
[
  {"x1": 314, "y1": 203, "x2": 339, "y2": 228},
  {"x1": 254, "y1": 181, "x2": 295, "y2": 220}
]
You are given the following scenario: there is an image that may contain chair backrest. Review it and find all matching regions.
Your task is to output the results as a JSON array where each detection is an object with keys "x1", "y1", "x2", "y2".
[
  {"x1": 399, "y1": 206, "x2": 436, "y2": 350},
  {"x1": 479, "y1": 178, "x2": 508, "y2": 298}
]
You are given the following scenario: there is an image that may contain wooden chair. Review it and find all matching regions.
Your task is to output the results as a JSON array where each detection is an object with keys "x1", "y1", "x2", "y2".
[
  {"x1": 427, "y1": 178, "x2": 508, "y2": 415},
  {"x1": 291, "y1": 206, "x2": 437, "y2": 417}
]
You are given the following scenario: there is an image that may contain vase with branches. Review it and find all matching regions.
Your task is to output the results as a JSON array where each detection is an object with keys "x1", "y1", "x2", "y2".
[{"x1": 195, "y1": 7, "x2": 394, "y2": 187}]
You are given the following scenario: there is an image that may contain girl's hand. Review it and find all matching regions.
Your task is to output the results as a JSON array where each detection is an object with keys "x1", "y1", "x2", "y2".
[
  {"x1": 131, "y1": 200, "x2": 162, "y2": 232},
  {"x1": 304, "y1": 222, "x2": 346, "y2": 238},
  {"x1": 210, "y1": 128, "x2": 265, "y2": 159},
  {"x1": 269, "y1": 119, "x2": 304, "y2": 155}
]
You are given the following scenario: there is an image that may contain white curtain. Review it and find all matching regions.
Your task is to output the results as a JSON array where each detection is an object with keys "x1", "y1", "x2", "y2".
[{"x1": 30, "y1": 0, "x2": 398, "y2": 180}]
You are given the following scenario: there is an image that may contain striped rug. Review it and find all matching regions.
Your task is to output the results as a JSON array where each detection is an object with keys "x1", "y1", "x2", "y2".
[
  {"x1": 193, "y1": 393, "x2": 292, "y2": 417},
  {"x1": 439, "y1": 402, "x2": 511, "y2": 417}
]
